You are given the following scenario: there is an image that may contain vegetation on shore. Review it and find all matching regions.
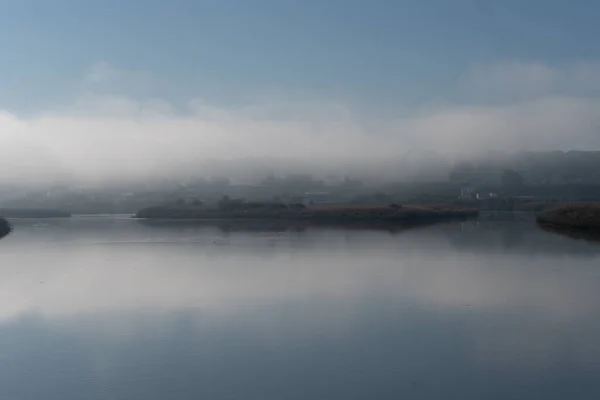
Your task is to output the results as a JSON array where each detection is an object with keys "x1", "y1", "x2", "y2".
[
  {"x1": 536, "y1": 203, "x2": 600, "y2": 231},
  {"x1": 135, "y1": 200, "x2": 477, "y2": 226},
  {"x1": 0, "y1": 208, "x2": 71, "y2": 218},
  {"x1": 0, "y1": 217, "x2": 11, "y2": 238}
]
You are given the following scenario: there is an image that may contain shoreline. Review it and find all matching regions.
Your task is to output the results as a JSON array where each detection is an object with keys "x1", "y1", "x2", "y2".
[
  {"x1": 134, "y1": 204, "x2": 479, "y2": 227},
  {"x1": 136, "y1": 215, "x2": 472, "y2": 230},
  {"x1": 0, "y1": 217, "x2": 11, "y2": 239},
  {"x1": 0, "y1": 208, "x2": 72, "y2": 218},
  {"x1": 536, "y1": 203, "x2": 600, "y2": 233}
]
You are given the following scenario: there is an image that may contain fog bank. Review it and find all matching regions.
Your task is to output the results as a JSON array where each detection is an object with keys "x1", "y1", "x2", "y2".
[{"x1": 2, "y1": 62, "x2": 600, "y2": 187}]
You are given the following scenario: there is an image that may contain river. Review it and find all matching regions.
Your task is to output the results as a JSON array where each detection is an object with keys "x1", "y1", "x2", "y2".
[{"x1": 1, "y1": 216, "x2": 599, "y2": 399}]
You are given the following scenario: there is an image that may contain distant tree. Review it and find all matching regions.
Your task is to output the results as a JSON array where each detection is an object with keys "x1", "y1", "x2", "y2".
[
  {"x1": 246, "y1": 201, "x2": 265, "y2": 210},
  {"x1": 210, "y1": 177, "x2": 231, "y2": 189},
  {"x1": 372, "y1": 192, "x2": 389, "y2": 204},
  {"x1": 501, "y1": 169, "x2": 525, "y2": 187},
  {"x1": 217, "y1": 195, "x2": 231, "y2": 210},
  {"x1": 191, "y1": 198, "x2": 204, "y2": 207},
  {"x1": 265, "y1": 203, "x2": 288, "y2": 211},
  {"x1": 341, "y1": 176, "x2": 364, "y2": 189},
  {"x1": 289, "y1": 203, "x2": 307, "y2": 210},
  {"x1": 261, "y1": 174, "x2": 278, "y2": 186},
  {"x1": 449, "y1": 162, "x2": 476, "y2": 183}
]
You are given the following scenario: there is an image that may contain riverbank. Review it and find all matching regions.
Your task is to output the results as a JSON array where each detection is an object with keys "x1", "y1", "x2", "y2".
[
  {"x1": 0, "y1": 217, "x2": 11, "y2": 238},
  {"x1": 135, "y1": 203, "x2": 478, "y2": 226},
  {"x1": 536, "y1": 203, "x2": 600, "y2": 232},
  {"x1": 0, "y1": 208, "x2": 71, "y2": 218}
]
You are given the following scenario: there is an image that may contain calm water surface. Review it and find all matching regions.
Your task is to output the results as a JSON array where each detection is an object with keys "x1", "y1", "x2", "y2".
[{"x1": 1, "y1": 216, "x2": 600, "y2": 399}]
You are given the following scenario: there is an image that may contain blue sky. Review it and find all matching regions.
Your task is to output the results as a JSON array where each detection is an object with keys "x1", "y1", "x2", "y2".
[{"x1": 1, "y1": 0, "x2": 599, "y2": 112}]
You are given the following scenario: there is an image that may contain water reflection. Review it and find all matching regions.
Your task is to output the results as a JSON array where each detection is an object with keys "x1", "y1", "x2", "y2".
[
  {"x1": 538, "y1": 223, "x2": 600, "y2": 243},
  {"x1": 0, "y1": 217, "x2": 600, "y2": 399}
]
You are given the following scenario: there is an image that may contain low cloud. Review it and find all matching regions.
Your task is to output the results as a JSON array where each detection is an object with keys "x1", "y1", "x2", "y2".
[{"x1": 1, "y1": 61, "x2": 600, "y2": 186}]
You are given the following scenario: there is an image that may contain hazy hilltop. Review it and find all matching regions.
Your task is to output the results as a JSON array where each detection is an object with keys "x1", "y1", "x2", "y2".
[
  {"x1": 9, "y1": 149, "x2": 600, "y2": 189},
  {"x1": 448, "y1": 150, "x2": 600, "y2": 186},
  {"x1": 3, "y1": 149, "x2": 600, "y2": 214}
]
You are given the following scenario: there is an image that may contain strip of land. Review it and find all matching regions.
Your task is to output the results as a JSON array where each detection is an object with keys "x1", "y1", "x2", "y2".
[
  {"x1": 135, "y1": 202, "x2": 478, "y2": 227},
  {"x1": 0, "y1": 217, "x2": 11, "y2": 238},
  {"x1": 536, "y1": 203, "x2": 600, "y2": 232},
  {"x1": 0, "y1": 208, "x2": 71, "y2": 218}
]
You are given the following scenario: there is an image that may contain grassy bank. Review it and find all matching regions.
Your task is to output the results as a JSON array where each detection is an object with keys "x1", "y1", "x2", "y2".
[
  {"x1": 0, "y1": 217, "x2": 11, "y2": 238},
  {"x1": 135, "y1": 203, "x2": 478, "y2": 226},
  {"x1": 536, "y1": 203, "x2": 600, "y2": 231},
  {"x1": 0, "y1": 208, "x2": 71, "y2": 218}
]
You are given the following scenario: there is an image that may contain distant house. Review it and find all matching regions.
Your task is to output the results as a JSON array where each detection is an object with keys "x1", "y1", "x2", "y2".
[
  {"x1": 475, "y1": 192, "x2": 499, "y2": 200},
  {"x1": 460, "y1": 187, "x2": 475, "y2": 200},
  {"x1": 302, "y1": 191, "x2": 350, "y2": 205}
]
